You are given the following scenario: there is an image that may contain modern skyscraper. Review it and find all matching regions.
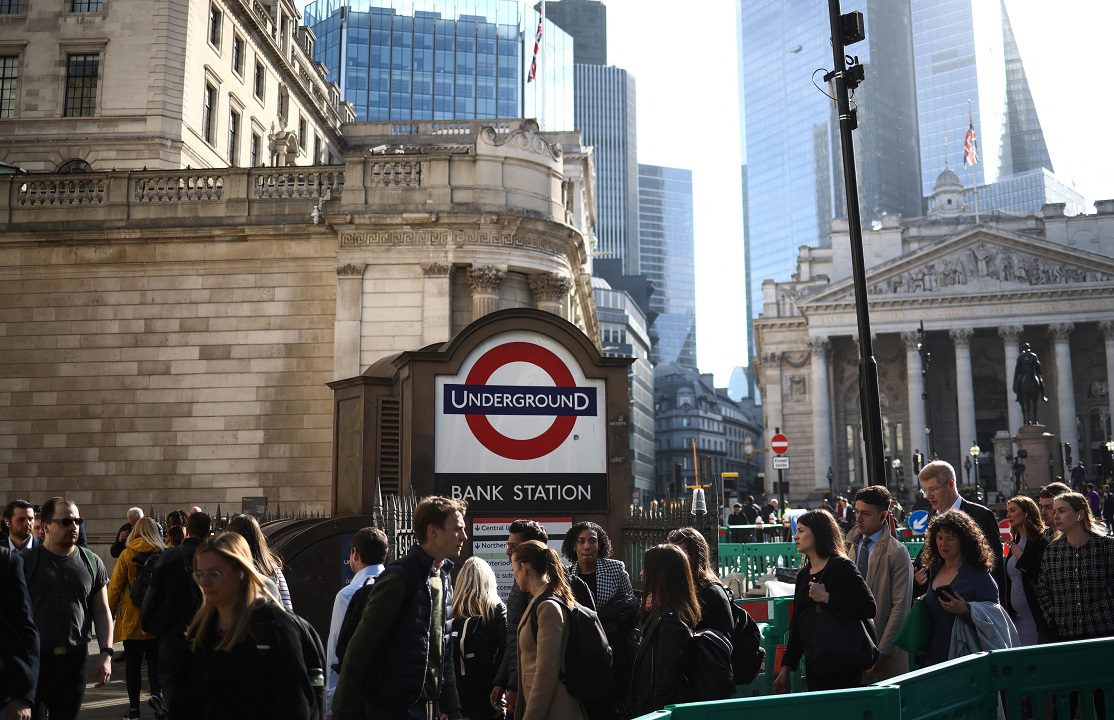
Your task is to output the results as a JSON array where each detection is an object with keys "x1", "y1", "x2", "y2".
[
  {"x1": 911, "y1": 0, "x2": 1053, "y2": 196},
  {"x1": 303, "y1": 0, "x2": 573, "y2": 130},
  {"x1": 542, "y1": 0, "x2": 606, "y2": 65},
  {"x1": 546, "y1": 0, "x2": 640, "y2": 274},
  {"x1": 739, "y1": 0, "x2": 922, "y2": 323},
  {"x1": 638, "y1": 164, "x2": 697, "y2": 369}
]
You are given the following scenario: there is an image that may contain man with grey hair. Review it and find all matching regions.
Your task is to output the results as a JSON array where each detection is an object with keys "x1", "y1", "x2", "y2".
[
  {"x1": 913, "y1": 460, "x2": 1003, "y2": 598},
  {"x1": 109, "y1": 507, "x2": 144, "y2": 559}
]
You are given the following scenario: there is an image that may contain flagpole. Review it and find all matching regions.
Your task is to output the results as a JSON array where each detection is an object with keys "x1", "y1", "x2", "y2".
[
  {"x1": 968, "y1": 99, "x2": 979, "y2": 223},
  {"x1": 540, "y1": 0, "x2": 546, "y2": 129}
]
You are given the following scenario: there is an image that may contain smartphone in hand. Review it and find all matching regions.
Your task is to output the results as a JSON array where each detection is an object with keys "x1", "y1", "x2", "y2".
[{"x1": 936, "y1": 584, "x2": 956, "y2": 599}]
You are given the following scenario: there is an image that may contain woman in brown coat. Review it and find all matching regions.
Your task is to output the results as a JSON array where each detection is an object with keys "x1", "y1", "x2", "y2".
[{"x1": 512, "y1": 540, "x2": 587, "y2": 720}]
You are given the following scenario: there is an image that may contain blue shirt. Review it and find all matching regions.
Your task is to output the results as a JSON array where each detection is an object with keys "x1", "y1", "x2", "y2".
[{"x1": 325, "y1": 564, "x2": 383, "y2": 715}]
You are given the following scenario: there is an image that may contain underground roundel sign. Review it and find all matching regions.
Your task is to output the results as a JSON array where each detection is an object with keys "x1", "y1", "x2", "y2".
[{"x1": 434, "y1": 331, "x2": 608, "y2": 513}]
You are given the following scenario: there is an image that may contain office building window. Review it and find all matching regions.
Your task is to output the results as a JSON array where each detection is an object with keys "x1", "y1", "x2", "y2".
[
  {"x1": 202, "y1": 83, "x2": 216, "y2": 144},
  {"x1": 232, "y1": 34, "x2": 245, "y2": 76},
  {"x1": 70, "y1": 0, "x2": 103, "y2": 11},
  {"x1": 0, "y1": 0, "x2": 26, "y2": 14},
  {"x1": 0, "y1": 56, "x2": 18, "y2": 118},
  {"x1": 228, "y1": 108, "x2": 240, "y2": 166},
  {"x1": 63, "y1": 54, "x2": 99, "y2": 117},
  {"x1": 253, "y1": 61, "x2": 265, "y2": 101},
  {"x1": 208, "y1": 5, "x2": 222, "y2": 48},
  {"x1": 251, "y1": 131, "x2": 261, "y2": 167},
  {"x1": 297, "y1": 116, "x2": 306, "y2": 153}
]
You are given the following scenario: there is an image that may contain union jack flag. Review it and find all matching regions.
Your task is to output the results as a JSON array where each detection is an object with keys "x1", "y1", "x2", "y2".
[
  {"x1": 963, "y1": 113, "x2": 979, "y2": 166},
  {"x1": 527, "y1": 14, "x2": 543, "y2": 82}
]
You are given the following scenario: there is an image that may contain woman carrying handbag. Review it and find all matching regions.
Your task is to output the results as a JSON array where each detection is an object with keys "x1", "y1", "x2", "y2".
[{"x1": 773, "y1": 510, "x2": 878, "y2": 692}]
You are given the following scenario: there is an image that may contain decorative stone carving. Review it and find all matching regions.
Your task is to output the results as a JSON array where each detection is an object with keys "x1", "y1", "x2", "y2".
[
  {"x1": 1049, "y1": 322, "x2": 1074, "y2": 342},
  {"x1": 949, "y1": 327, "x2": 973, "y2": 347},
  {"x1": 336, "y1": 263, "x2": 364, "y2": 277},
  {"x1": 787, "y1": 374, "x2": 807, "y2": 400},
  {"x1": 478, "y1": 119, "x2": 563, "y2": 162},
  {"x1": 998, "y1": 325, "x2": 1024, "y2": 343},
  {"x1": 528, "y1": 273, "x2": 571, "y2": 302},
  {"x1": 339, "y1": 229, "x2": 567, "y2": 257},
  {"x1": 900, "y1": 331, "x2": 920, "y2": 351},
  {"x1": 806, "y1": 336, "x2": 830, "y2": 355},
  {"x1": 422, "y1": 262, "x2": 451, "y2": 277},
  {"x1": 1101, "y1": 320, "x2": 1114, "y2": 339},
  {"x1": 468, "y1": 265, "x2": 506, "y2": 294}
]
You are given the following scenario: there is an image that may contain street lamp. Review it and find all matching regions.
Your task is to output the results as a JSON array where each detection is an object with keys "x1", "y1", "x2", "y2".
[
  {"x1": 892, "y1": 457, "x2": 903, "y2": 501},
  {"x1": 742, "y1": 436, "x2": 756, "y2": 495},
  {"x1": 969, "y1": 442, "x2": 981, "y2": 497}
]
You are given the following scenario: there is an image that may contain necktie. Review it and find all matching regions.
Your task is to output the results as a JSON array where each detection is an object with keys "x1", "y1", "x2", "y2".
[{"x1": 857, "y1": 537, "x2": 872, "y2": 578}]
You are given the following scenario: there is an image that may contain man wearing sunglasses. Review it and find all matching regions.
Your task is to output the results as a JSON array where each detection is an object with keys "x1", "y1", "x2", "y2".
[{"x1": 21, "y1": 497, "x2": 113, "y2": 720}]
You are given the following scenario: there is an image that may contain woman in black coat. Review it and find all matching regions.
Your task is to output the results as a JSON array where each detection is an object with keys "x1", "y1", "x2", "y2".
[
  {"x1": 628, "y1": 544, "x2": 702, "y2": 717},
  {"x1": 1003, "y1": 496, "x2": 1049, "y2": 645},
  {"x1": 667, "y1": 527, "x2": 733, "y2": 638},
  {"x1": 773, "y1": 510, "x2": 877, "y2": 693}
]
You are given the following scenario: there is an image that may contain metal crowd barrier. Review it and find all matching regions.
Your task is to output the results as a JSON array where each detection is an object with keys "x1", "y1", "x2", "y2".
[{"x1": 633, "y1": 637, "x2": 1114, "y2": 720}]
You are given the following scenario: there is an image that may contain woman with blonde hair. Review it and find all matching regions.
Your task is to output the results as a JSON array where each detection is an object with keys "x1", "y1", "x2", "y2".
[
  {"x1": 107, "y1": 516, "x2": 165, "y2": 719},
  {"x1": 450, "y1": 557, "x2": 507, "y2": 720},
  {"x1": 226, "y1": 513, "x2": 293, "y2": 610},
  {"x1": 1003, "y1": 495, "x2": 1048, "y2": 645},
  {"x1": 180, "y1": 532, "x2": 318, "y2": 719},
  {"x1": 512, "y1": 540, "x2": 587, "y2": 720},
  {"x1": 1038, "y1": 492, "x2": 1114, "y2": 641}
]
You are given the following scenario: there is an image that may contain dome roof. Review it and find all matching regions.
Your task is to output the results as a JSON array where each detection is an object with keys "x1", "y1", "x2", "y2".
[{"x1": 933, "y1": 167, "x2": 963, "y2": 193}]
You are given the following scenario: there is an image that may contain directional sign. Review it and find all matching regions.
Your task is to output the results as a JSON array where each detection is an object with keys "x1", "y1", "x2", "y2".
[
  {"x1": 772, "y1": 456, "x2": 790, "y2": 470},
  {"x1": 771, "y1": 433, "x2": 789, "y2": 455},
  {"x1": 908, "y1": 509, "x2": 930, "y2": 535}
]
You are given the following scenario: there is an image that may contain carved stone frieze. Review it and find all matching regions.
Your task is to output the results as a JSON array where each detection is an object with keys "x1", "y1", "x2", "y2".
[
  {"x1": 868, "y1": 241, "x2": 1113, "y2": 296},
  {"x1": 422, "y1": 262, "x2": 451, "y2": 277},
  {"x1": 478, "y1": 119, "x2": 563, "y2": 162},
  {"x1": 336, "y1": 263, "x2": 364, "y2": 277},
  {"x1": 339, "y1": 229, "x2": 566, "y2": 257}
]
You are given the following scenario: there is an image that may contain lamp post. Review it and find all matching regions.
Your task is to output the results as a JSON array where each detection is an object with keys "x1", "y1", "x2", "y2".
[
  {"x1": 892, "y1": 457, "x2": 904, "y2": 502},
  {"x1": 969, "y1": 442, "x2": 981, "y2": 499},
  {"x1": 742, "y1": 437, "x2": 756, "y2": 496},
  {"x1": 964, "y1": 455, "x2": 972, "y2": 485},
  {"x1": 1105, "y1": 439, "x2": 1114, "y2": 482}
]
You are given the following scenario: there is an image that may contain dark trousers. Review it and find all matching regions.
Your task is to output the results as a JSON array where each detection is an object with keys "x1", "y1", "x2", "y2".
[
  {"x1": 158, "y1": 634, "x2": 189, "y2": 715},
  {"x1": 124, "y1": 639, "x2": 162, "y2": 710},
  {"x1": 365, "y1": 700, "x2": 435, "y2": 720},
  {"x1": 806, "y1": 669, "x2": 863, "y2": 692},
  {"x1": 33, "y1": 650, "x2": 87, "y2": 720}
]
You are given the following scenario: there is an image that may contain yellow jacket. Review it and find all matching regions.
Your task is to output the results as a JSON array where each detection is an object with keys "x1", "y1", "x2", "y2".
[{"x1": 107, "y1": 536, "x2": 163, "y2": 642}]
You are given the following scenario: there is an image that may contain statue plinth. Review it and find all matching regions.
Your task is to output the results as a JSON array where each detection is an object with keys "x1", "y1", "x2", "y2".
[{"x1": 1015, "y1": 424, "x2": 1056, "y2": 495}]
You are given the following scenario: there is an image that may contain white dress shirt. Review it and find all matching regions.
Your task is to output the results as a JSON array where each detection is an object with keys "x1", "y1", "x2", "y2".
[{"x1": 325, "y1": 564, "x2": 383, "y2": 716}]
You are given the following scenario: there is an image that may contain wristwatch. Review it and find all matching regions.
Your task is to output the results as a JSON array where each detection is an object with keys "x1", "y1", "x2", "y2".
[{"x1": 100, "y1": 647, "x2": 114, "y2": 658}]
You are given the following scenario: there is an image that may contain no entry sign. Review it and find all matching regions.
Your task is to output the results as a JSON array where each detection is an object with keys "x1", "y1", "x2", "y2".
[
  {"x1": 771, "y1": 433, "x2": 789, "y2": 455},
  {"x1": 434, "y1": 331, "x2": 608, "y2": 513}
]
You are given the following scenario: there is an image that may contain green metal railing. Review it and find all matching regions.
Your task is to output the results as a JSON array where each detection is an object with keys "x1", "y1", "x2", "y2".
[
  {"x1": 718, "y1": 540, "x2": 927, "y2": 593},
  {"x1": 634, "y1": 637, "x2": 1114, "y2": 720}
]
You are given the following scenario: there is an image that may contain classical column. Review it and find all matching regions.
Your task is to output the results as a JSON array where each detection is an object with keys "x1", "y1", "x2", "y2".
[
  {"x1": 808, "y1": 337, "x2": 832, "y2": 487},
  {"x1": 1051, "y1": 322, "x2": 1078, "y2": 464},
  {"x1": 999, "y1": 326, "x2": 1024, "y2": 435},
  {"x1": 421, "y1": 262, "x2": 452, "y2": 346},
  {"x1": 951, "y1": 327, "x2": 976, "y2": 464},
  {"x1": 334, "y1": 263, "x2": 365, "y2": 380},
  {"x1": 528, "y1": 273, "x2": 572, "y2": 319},
  {"x1": 758, "y1": 351, "x2": 783, "y2": 496},
  {"x1": 468, "y1": 264, "x2": 505, "y2": 320},
  {"x1": 1103, "y1": 321, "x2": 1114, "y2": 434},
  {"x1": 901, "y1": 331, "x2": 927, "y2": 460}
]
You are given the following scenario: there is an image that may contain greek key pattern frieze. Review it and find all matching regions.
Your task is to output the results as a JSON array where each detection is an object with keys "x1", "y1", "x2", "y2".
[{"x1": 340, "y1": 229, "x2": 565, "y2": 256}]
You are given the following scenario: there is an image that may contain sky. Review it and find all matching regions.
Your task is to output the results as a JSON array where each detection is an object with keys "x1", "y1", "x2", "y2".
[{"x1": 296, "y1": 0, "x2": 1114, "y2": 387}]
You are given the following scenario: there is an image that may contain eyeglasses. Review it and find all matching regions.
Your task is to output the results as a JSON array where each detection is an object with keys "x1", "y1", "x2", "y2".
[
  {"x1": 505, "y1": 541, "x2": 519, "y2": 552},
  {"x1": 192, "y1": 569, "x2": 227, "y2": 583},
  {"x1": 50, "y1": 518, "x2": 84, "y2": 527}
]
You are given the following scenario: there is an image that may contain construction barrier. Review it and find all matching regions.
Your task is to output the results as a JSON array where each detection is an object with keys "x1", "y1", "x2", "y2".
[{"x1": 633, "y1": 637, "x2": 1114, "y2": 720}]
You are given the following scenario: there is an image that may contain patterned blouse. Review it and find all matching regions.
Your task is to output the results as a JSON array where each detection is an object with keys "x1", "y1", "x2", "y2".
[{"x1": 1036, "y1": 534, "x2": 1114, "y2": 640}]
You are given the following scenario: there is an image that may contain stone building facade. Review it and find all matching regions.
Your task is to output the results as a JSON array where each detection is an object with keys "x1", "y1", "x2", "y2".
[
  {"x1": 0, "y1": 0, "x2": 352, "y2": 172},
  {"x1": 754, "y1": 181, "x2": 1114, "y2": 506},
  {"x1": 0, "y1": 119, "x2": 598, "y2": 544}
]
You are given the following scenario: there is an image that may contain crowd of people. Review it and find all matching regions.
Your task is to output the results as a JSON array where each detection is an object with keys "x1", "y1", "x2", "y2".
[{"x1": 2, "y1": 467, "x2": 1112, "y2": 720}]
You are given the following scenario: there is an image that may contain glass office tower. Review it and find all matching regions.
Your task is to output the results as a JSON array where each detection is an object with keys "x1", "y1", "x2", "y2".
[
  {"x1": 739, "y1": 0, "x2": 922, "y2": 323},
  {"x1": 303, "y1": 0, "x2": 572, "y2": 130},
  {"x1": 638, "y1": 164, "x2": 696, "y2": 369},
  {"x1": 912, "y1": 0, "x2": 1052, "y2": 197}
]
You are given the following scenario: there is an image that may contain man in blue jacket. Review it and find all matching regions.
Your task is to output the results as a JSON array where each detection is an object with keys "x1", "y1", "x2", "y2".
[{"x1": 333, "y1": 497, "x2": 468, "y2": 720}]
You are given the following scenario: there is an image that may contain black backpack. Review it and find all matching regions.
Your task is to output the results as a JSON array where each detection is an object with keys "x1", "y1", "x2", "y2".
[
  {"x1": 253, "y1": 605, "x2": 327, "y2": 720},
  {"x1": 128, "y1": 552, "x2": 159, "y2": 609},
  {"x1": 331, "y1": 575, "x2": 376, "y2": 672},
  {"x1": 684, "y1": 628, "x2": 735, "y2": 702},
  {"x1": 724, "y1": 588, "x2": 765, "y2": 685},
  {"x1": 530, "y1": 595, "x2": 613, "y2": 701},
  {"x1": 450, "y1": 614, "x2": 501, "y2": 696}
]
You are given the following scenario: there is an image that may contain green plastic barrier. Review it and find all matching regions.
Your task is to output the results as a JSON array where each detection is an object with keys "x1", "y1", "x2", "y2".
[
  {"x1": 718, "y1": 542, "x2": 800, "y2": 592},
  {"x1": 632, "y1": 638, "x2": 1114, "y2": 720}
]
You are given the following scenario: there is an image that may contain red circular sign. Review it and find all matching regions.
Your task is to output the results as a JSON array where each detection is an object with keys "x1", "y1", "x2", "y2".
[
  {"x1": 463, "y1": 342, "x2": 578, "y2": 461},
  {"x1": 771, "y1": 433, "x2": 790, "y2": 455}
]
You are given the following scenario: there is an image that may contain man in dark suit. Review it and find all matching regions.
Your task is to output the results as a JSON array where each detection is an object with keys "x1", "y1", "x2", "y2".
[
  {"x1": 913, "y1": 460, "x2": 1004, "y2": 599},
  {"x1": 1, "y1": 546, "x2": 40, "y2": 720}
]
